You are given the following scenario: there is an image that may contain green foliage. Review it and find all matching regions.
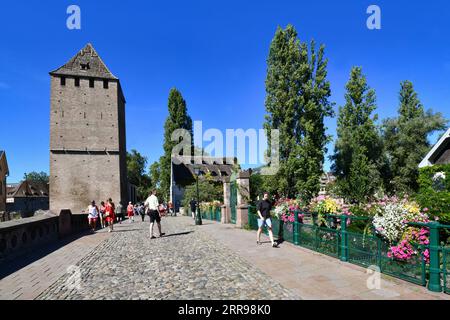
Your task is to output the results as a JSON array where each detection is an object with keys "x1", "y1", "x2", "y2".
[
  {"x1": 126, "y1": 149, "x2": 151, "y2": 201},
  {"x1": 160, "y1": 88, "x2": 193, "y2": 201},
  {"x1": 382, "y1": 81, "x2": 447, "y2": 194},
  {"x1": 331, "y1": 67, "x2": 383, "y2": 204},
  {"x1": 264, "y1": 25, "x2": 333, "y2": 200},
  {"x1": 181, "y1": 178, "x2": 222, "y2": 210},
  {"x1": 415, "y1": 164, "x2": 450, "y2": 223},
  {"x1": 24, "y1": 171, "x2": 49, "y2": 184}
]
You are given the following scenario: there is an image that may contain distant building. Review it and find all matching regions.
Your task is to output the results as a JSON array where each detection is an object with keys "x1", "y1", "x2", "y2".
[
  {"x1": 49, "y1": 43, "x2": 128, "y2": 214},
  {"x1": 319, "y1": 172, "x2": 336, "y2": 196},
  {"x1": 6, "y1": 180, "x2": 49, "y2": 217},
  {"x1": 0, "y1": 151, "x2": 9, "y2": 212},
  {"x1": 419, "y1": 128, "x2": 450, "y2": 168}
]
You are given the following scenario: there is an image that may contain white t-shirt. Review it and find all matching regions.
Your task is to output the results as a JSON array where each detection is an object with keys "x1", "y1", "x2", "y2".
[
  {"x1": 88, "y1": 205, "x2": 99, "y2": 218},
  {"x1": 144, "y1": 195, "x2": 159, "y2": 211}
]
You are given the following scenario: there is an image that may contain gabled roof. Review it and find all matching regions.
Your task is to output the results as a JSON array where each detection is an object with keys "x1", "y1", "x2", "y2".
[
  {"x1": 6, "y1": 180, "x2": 49, "y2": 198},
  {"x1": 419, "y1": 128, "x2": 450, "y2": 168},
  {"x1": 0, "y1": 150, "x2": 9, "y2": 176},
  {"x1": 49, "y1": 43, "x2": 118, "y2": 80}
]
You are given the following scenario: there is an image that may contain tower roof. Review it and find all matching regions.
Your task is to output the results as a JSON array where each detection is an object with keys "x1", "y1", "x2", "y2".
[{"x1": 50, "y1": 43, "x2": 118, "y2": 80}]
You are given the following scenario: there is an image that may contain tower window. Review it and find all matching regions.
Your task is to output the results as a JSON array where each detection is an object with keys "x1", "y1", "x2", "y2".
[
  {"x1": 89, "y1": 79, "x2": 94, "y2": 88},
  {"x1": 103, "y1": 80, "x2": 109, "y2": 89},
  {"x1": 80, "y1": 62, "x2": 90, "y2": 70},
  {"x1": 75, "y1": 78, "x2": 80, "y2": 87},
  {"x1": 60, "y1": 77, "x2": 66, "y2": 86}
]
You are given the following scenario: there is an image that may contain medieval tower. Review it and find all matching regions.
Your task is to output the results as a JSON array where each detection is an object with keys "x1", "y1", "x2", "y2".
[{"x1": 49, "y1": 43, "x2": 127, "y2": 214}]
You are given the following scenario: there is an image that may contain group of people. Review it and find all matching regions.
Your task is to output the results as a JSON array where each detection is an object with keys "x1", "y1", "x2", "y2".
[
  {"x1": 86, "y1": 198, "x2": 120, "y2": 233},
  {"x1": 85, "y1": 190, "x2": 171, "y2": 239}
]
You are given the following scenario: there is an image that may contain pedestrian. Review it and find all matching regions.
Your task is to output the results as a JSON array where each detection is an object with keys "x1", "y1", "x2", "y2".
[
  {"x1": 87, "y1": 200, "x2": 99, "y2": 232},
  {"x1": 257, "y1": 192, "x2": 278, "y2": 248},
  {"x1": 99, "y1": 201, "x2": 106, "y2": 228},
  {"x1": 144, "y1": 190, "x2": 165, "y2": 239},
  {"x1": 127, "y1": 201, "x2": 134, "y2": 223},
  {"x1": 115, "y1": 201, "x2": 123, "y2": 224},
  {"x1": 105, "y1": 198, "x2": 115, "y2": 232},
  {"x1": 189, "y1": 198, "x2": 197, "y2": 220},
  {"x1": 168, "y1": 201, "x2": 175, "y2": 216},
  {"x1": 139, "y1": 203, "x2": 146, "y2": 222}
]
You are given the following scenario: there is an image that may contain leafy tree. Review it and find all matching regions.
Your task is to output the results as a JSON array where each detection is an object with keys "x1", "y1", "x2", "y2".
[
  {"x1": 297, "y1": 41, "x2": 334, "y2": 200},
  {"x1": 181, "y1": 178, "x2": 223, "y2": 210},
  {"x1": 264, "y1": 25, "x2": 333, "y2": 200},
  {"x1": 382, "y1": 81, "x2": 447, "y2": 194},
  {"x1": 126, "y1": 149, "x2": 151, "y2": 201},
  {"x1": 24, "y1": 171, "x2": 49, "y2": 184},
  {"x1": 331, "y1": 67, "x2": 383, "y2": 203},
  {"x1": 160, "y1": 88, "x2": 193, "y2": 201}
]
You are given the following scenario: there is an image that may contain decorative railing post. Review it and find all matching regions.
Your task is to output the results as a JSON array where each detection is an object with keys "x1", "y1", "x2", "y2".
[
  {"x1": 293, "y1": 210, "x2": 300, "y2": 245},
  {"x1": 428, "y1": 221, "x2": 442, "y2": 292},
  {"x1": 340, "y1": 214, "x2": 348, "y2": 262}
]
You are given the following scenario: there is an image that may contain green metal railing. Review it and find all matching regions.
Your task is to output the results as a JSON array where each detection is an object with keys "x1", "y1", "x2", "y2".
[
  {"x1": 199, "y1": 207, "x2": 221, "y2": 222},
  {"x1": 247, "y1": 205, "x2": 450, "y2": 294}
]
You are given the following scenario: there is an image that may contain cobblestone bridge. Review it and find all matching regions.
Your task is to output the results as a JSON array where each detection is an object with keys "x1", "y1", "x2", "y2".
[{"x1": 0, "y1": 216, "x2": 448, "y2": 300}]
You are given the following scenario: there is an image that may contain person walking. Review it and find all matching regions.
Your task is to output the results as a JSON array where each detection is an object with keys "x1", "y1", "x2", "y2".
[
  {"x1": 127, "y1": 201, "x2": 134, "y2": 223},
  {"x1": 189, "y1": 198, "x2": 197, "y2": 220},
  {"x1": 87, "y1": 200, "x2": 99, "y2": 232},
  {"x1": 257, "y1": 192, "x2": 278, "y2": 248},
  {"x1": 144, "y1": 190, "x2": 165, "y2": 239},
  {"x1": 99, "y1": 201, "x2": 106, "y2": 228},
  {"x1": 105, "y1": 198, "x2": 115, "y2": 232},
  {"x1": 138, "y1": 203, "x2": 146, "y2": 222},
  {"x1": 168, "y1": 201, "x2": 175, "y2": 216},
  {"x1": 115, "y1": 201, "x2": 123, "y2": 224}
]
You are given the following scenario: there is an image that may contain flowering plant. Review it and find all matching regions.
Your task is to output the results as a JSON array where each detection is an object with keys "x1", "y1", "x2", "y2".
[
  {"x1": 273, "y1": 198, "x2": 305, "y2": 223},
  {"x1": 370, "y1": 196, "x2": 431, "y2": 263},
  {"x1": 199, "y1": 200, "x2": 222, "y2": 212},
  {"x1": 309, "y1": 195, "x2": 350, "y2": 227}
]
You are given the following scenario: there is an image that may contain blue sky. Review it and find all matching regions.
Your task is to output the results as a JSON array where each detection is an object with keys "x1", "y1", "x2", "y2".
[{"x1": 1, "y1": 0, "x2": 449, "y2": 182}]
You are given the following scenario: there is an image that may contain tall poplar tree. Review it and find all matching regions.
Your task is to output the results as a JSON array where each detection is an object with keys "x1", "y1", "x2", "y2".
[
  {"x1": 331, "y1": 67, "x2": 382, "y2": 203},
  {"x1": 382, "y1": 81, "x2": 446, "y2": 194},
  {"x1": 160, "y1": 88, "x2": 193, "y2": 201},
  {"x1": 264, "y1": 25, "x2": 333, "y2": 199}
]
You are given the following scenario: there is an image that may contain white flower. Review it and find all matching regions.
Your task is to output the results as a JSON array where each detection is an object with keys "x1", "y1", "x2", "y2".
[{"x1": 432, "y1": 172, "x2": 446, "y2": 181}]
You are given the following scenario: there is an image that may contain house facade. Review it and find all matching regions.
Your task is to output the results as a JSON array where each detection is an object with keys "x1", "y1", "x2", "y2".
[
  {"x1": 419, "y1": 128, "x2": 450, "y2": 168},
  {"x1": 6, "y1": 181, "x2": 49, "y2": 217}
]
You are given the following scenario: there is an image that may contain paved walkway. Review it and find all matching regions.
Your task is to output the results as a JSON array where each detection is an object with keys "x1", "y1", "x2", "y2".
[{"x1": 0, "y1": 216, "x2": 449, "y2": 300}]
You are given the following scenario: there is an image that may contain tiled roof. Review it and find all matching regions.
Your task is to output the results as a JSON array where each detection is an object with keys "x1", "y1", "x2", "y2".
[{"x1": 49, "y1": 43, "x2": 118, "y2": 80}]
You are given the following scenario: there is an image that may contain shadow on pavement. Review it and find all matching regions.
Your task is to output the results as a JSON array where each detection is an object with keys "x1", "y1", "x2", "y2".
[
  {"x1": 161, "y1": 231, "x2": 194, "y2": 238},
  {"x1": 0, "y1": 230, "x2": 92, "y2": 280}
]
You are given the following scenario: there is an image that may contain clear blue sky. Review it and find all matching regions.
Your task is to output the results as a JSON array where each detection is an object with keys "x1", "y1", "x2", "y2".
[{"x1": 1, "y1": 0, "x2": 449, "y2": 182}]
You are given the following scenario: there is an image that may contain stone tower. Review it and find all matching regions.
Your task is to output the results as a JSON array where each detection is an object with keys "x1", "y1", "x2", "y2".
[{"x1": 49, "y1": 43, "x2": 127, "y2": 214}]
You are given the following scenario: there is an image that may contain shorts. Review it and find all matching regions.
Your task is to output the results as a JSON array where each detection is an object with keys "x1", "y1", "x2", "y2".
[
  {"x1": 149, "y1": 210, "x2": 161, "y2": 223},
  {"x1": 257, "y1": 218, "x2": 272, "y2": 229}
]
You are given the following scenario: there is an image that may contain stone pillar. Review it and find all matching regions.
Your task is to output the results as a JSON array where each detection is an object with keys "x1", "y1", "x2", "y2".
[
  {"x1": 236, "y1": 171, "x2": 250, "y2": 228},
  {"x1": 236, "y1": 170, "x2": 250, "y2": 206},
  {"x1": 222, "y1": 178, "x2": 231, "y2": 223},
  {"x1": 236, "y1": 204, "x2": 249, "y2": 228}
]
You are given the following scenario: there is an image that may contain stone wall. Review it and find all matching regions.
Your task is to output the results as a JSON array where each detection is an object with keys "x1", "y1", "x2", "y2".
[
  {"x1": 49, "y1": 75, "x2": 127, "y2": 214},
  {"x1": 50, "y1": 152, "x2": 122, "y2": 214},
  {"x1": 0, "y1": 211, "x2": 89, "y2": 264}
]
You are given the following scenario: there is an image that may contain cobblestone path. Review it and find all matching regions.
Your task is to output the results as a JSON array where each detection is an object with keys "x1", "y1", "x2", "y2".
[{"x1": 37, "y1": 217, "x2": 300, "y2": 300}]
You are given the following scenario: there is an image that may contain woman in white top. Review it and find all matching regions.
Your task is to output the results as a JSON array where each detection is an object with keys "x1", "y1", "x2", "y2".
[{"x1": 87, "y1": 200, "x2": 99, "y2": 232}]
